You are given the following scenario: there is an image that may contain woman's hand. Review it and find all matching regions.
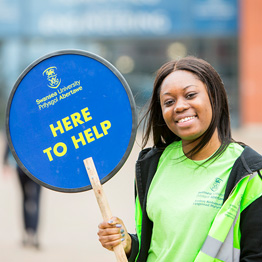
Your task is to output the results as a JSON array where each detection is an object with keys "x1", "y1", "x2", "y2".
[{"x1": 98, "y1": 216, "x2": 132, "y2": 256}]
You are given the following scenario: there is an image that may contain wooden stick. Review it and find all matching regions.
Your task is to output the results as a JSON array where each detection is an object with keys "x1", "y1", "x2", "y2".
[{"x1": 83, "y1": 157, "x2": 128, "y2": 262}]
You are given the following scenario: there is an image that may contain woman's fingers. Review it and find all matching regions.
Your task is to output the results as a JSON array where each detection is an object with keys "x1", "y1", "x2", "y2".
[
  {"x1": 98, "y1": 226, "x2": 124, "y2": 237},
  {"x1": 98, "y1": 217, "x2": 125, "y2": 251},
  {"x1": 98, "y1": 233, "x2": 124, "y2": 251}
]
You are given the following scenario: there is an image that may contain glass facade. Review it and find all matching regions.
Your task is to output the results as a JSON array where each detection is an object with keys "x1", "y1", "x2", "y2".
[{"x1": 0, "y1": 0, "x2": 239, "y2": 129}]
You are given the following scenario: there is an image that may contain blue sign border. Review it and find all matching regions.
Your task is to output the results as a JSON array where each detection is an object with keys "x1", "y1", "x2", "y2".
[{"x1": 6, "y1": 49, "x2": 137, "y2": 193}]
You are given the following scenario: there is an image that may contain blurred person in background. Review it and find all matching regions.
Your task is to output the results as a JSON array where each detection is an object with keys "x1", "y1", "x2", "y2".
[
  {"x1": 3, "y1": 143, "x2": 41, "y2": 249},
  {"x1": 97, "y1": 57, "x2": 262, "y2": 261}
]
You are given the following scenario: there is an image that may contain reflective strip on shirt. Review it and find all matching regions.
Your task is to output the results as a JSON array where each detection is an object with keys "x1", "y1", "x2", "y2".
[
  {"x1": 195, "y1": 172, "x2": 261, "y2": 262},
  {"x1": 200, "y1": 207, "x2": 240, "y2": 262}
]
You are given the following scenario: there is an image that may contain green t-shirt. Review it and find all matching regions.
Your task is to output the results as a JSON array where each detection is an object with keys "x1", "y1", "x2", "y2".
[{"x1": 146, "y1": 141, "x2": 244, "y2": 262}]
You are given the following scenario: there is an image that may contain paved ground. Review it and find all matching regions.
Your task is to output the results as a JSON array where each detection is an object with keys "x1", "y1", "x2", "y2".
[{"x1": 0, "y1": 126, "x2": 262, "y2": 262}]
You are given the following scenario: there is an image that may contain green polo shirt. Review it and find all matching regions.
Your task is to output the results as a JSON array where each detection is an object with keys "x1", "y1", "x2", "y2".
[{"x1": 146, "y1": 141, "x2": 244, "y2": 262}]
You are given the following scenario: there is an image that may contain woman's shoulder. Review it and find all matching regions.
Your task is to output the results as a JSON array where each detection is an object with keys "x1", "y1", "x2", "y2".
[
  {"x1": 137, "y1": 146, "x2": 165, "y2": 162},
  {"x1": 162, "y1": 140, "x2": 182, "y2": 154},
  {"x1": 238, "y1": 144, "x2": 262, "y2": 172},
  {"x1": 226, "y1": 142, "x2": 245, "y2": 155},
  {"x1": 224, "y1": 144, "x2": 262, "y2": 200},
  {"x1": 228, "y1": 142, "x2": 262, "y2": 161}
]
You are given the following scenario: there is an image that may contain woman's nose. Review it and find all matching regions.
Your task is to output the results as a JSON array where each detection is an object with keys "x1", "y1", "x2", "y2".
[{"x1": 174, "y1": 98, "x2": 190, "y2": 113}]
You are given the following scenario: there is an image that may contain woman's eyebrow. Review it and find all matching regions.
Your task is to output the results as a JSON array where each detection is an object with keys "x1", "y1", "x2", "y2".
[
  {"x1": 161, "y1": 85, "x2": 198, "y2": 96},
  {"x1": 183, "y1": 84, "x2": 197, "y2": 90}
]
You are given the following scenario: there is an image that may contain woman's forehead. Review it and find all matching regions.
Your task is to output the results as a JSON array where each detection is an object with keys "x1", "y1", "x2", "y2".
[{"x1": 161, "y1": 71, "x2": 203, "y2": 89}]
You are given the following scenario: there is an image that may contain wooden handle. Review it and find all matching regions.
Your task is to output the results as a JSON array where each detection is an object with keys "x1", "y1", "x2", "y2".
[{"x1": 83, "y1": 157, "x2": 128, "y2": 262}]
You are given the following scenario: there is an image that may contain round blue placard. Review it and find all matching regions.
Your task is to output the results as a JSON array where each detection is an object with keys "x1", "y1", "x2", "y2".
[{"x1": 6, "y1": 50, "x2": 137, "y2": 192}]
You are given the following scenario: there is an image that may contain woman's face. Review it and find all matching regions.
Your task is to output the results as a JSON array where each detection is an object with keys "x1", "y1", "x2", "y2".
[{"x1": 160, "y1": 70, "x2": 213, "y2": 143}]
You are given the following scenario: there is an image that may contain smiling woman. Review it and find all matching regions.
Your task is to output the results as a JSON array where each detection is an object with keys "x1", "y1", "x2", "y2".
[
  {"x1": 159, "y1": 70, "x2": 217, "y2": 159},
  {"x1": 141, "y1": 56, "x2": 231, "y2": 162},
  {"x1": 97, "y1": 56, "x2": 262, "y2": 262}
]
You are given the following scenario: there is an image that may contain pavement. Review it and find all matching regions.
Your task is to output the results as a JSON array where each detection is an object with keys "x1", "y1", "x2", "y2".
[{"x1": 0, "y1": 126, "x2": 262, "y2": 262}]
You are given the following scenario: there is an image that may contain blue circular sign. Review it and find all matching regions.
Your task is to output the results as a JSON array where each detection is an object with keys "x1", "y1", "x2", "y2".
[{"x1": 6, "y1": 50, "x2": 137, "y2": 192}]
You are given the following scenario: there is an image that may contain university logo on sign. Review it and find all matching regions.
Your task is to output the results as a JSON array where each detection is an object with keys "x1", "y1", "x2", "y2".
[{"x1": 43, "y1": 66, "x2": 61, "y2": 89}]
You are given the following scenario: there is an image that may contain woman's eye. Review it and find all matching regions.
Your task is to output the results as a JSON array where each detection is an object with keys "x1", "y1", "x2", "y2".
[
  {"x1": 164, "y1": 100, "x2": 174, "y2": 106},
  {"x1": 186, "y1": 93, "x2": 197, "y2": 99}
]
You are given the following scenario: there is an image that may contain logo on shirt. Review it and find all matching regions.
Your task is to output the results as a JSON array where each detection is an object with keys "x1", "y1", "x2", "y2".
[{"x1": 210, "y1": 178, "x2": 223, "y2": 192}]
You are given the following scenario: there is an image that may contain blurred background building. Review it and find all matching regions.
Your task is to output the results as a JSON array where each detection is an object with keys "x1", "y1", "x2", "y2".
[{"x1": 0, "y1": 0, "x2": 243, "y2": 129}]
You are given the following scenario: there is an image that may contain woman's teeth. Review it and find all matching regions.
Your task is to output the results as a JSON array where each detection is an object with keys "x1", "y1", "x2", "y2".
[{"x1": 178, "y1": 116, "x2": 196, "y2": 123}]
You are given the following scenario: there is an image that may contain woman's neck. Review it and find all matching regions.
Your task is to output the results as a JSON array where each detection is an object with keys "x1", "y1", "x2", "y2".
[{"x1": 182, "y1": 130, "x2": 221, "y2": 161}]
